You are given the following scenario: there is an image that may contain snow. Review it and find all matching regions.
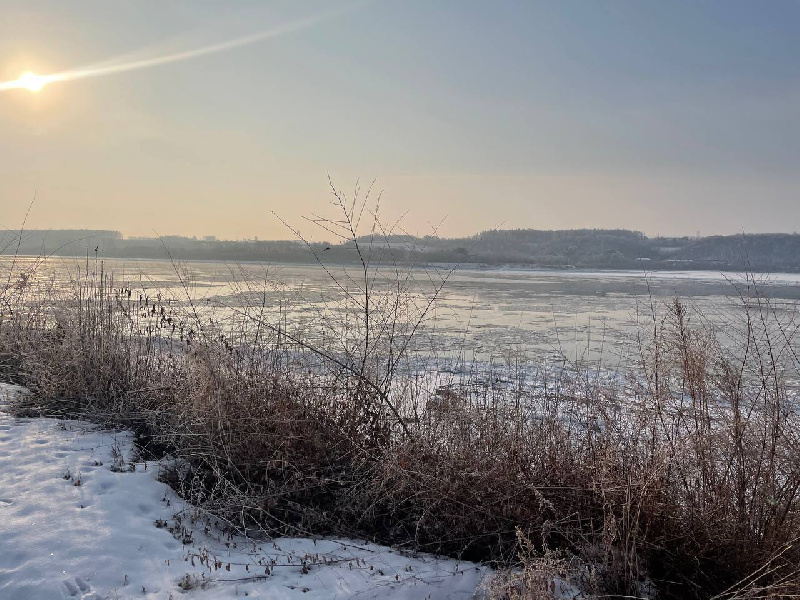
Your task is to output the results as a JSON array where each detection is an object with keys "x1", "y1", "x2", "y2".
[{"x1": 0, "y1": 383, "x2": 491, "y2": 600}]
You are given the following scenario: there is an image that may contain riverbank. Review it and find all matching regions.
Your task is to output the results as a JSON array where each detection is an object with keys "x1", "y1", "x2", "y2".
[{"x1": 0, "y1": 383, "x2": 496, "y2": 600}]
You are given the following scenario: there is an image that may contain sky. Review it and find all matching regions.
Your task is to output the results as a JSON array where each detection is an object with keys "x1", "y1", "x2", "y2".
[{"x1": 1, "y1": 0, "x2": 798, "y2": 240}]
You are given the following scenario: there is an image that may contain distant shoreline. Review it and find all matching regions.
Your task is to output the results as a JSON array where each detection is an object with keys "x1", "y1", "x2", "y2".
[
  {"x1": 3, "y1": 228, "x2": 800, "y2": 273},
  {"x1": 4, "y1": 252, "x2": 800, "y2": 277}
]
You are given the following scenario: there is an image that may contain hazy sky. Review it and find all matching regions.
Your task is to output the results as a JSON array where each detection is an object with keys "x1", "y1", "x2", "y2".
[{"x1": 1, "y1": 0, "x2": 798, "y2": 239}]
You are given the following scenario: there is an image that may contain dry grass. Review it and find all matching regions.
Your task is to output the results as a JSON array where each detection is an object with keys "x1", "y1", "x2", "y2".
[{"x1": 2, "y1": 195, "x2": 800, "y2": 599}]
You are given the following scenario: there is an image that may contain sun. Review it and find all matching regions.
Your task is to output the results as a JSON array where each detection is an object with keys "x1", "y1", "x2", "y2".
[{"x1": 17, "y1": 71, "x2": 47, "y2": 92}]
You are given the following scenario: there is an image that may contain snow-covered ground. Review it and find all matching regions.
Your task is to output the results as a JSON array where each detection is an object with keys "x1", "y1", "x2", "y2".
[{"x1": 0, "y1": 383, "x2": 491, "y2": 600}]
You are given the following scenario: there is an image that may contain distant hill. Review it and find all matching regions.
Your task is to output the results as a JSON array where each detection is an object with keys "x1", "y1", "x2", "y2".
[{"x1": 2, "y1": 228, "x2": 799, "y2": 272}]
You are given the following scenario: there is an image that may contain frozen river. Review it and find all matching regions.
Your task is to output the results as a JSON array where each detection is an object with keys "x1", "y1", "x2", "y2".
[{"x1": 4, "y1": 255, "x2": 800, "y2": 372}]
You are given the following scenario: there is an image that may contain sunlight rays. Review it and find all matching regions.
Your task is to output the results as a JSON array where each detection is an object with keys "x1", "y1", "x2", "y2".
[
  {"x1": 0, "y1": 2, "x2": 363, "y2": 93},
  {"x1": 13, "y1": 71, "x2": 49, "y2": 92}
]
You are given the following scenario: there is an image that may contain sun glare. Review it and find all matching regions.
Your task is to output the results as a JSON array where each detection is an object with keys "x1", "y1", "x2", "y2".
[{"x1": 18, "y1": 71, "x2": 47, "y2": 92}]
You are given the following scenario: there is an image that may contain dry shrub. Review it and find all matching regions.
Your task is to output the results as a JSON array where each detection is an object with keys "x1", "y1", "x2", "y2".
[{"x1": 483, "y1": 529, "x2": 574, "y2": 600}]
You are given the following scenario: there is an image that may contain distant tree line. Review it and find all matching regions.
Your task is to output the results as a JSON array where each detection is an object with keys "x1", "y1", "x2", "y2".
[{"x1": 2, "y1": 228, "x2": 800, "y2": 272}]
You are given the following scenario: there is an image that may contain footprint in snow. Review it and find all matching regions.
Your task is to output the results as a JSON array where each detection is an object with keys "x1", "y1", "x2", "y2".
[
  {"x1": 62, "y1": 576, "x2": 99, "y2": 599},
  {"x1": 62, "y1": 578, "x2": 79, "y2": 596}
]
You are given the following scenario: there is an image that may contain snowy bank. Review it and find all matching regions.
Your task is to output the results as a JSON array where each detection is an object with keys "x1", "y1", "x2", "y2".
[{"x1": 0, "y1": 383, "x2": 491, "y2": 600}]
